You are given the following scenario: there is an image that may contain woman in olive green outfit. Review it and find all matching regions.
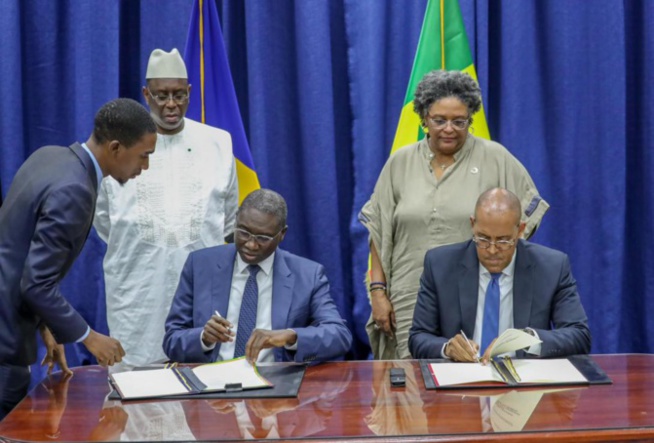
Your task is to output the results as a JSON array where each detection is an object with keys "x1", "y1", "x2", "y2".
[{"x1": 360, "y1": 70, "x2": 549, "y2": 359}]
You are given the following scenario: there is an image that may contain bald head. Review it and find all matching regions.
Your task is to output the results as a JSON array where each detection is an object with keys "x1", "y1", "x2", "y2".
[
  {"x1": 470, "y1": 188, "x2": 526, "y2": 273},
  {"x1": 474, "y1": 188, "x2": 522, "y2": 226}
]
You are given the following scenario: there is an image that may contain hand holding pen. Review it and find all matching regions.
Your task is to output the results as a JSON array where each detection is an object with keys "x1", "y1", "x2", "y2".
[
  {"x1": 201, "y1": 310, "x2": 235, "y2": 346},
  {"x1": 460, "y1": 330, "x2": 481, "y2": 363},
  {"x1": 444, "y1": 330, "x2": 481, "y2": 362}
]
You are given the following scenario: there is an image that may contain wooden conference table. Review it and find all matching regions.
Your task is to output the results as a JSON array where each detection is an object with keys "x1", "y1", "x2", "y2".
[{"x1": 1, "y1": 354, "x2": 653, "y2": 442}]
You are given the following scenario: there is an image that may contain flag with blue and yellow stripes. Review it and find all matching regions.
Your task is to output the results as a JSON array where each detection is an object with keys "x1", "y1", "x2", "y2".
[{"x1": 184, "y1": 0, "x2": 260, "y2": 203}]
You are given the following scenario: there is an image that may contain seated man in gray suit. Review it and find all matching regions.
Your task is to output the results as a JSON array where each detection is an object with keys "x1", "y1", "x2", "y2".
[
  {"x1": 409, "y1": 188, "x2": 590, "y2": 361},
  {"x1": 164, "y1": 189, "x2": 352, "y2": 364}
]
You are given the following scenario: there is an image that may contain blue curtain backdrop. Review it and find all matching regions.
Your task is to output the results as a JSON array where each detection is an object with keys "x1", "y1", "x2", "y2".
[{"x1": 1, "y1": 0, "x2": 654, "y2": 385}]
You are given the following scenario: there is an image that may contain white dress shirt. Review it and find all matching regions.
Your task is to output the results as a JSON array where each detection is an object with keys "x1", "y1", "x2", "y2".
[
  {"x1": 442, "y1": 250, "x2": 541, "y2": 358},
  {"x1": 473, "y1": 251, "x2": 541, "y2": 356},
  {"x1": 199, "y1": 252, "x2": 275, "y2": 362}
]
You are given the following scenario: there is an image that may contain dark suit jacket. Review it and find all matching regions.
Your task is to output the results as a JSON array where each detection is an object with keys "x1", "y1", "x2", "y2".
[
  {"x1": 409, "y1": 240, "x2": 591, "y2": 359},
  {"x1": 163, "y1": 244, "x2": 352, "y2": 363},
  {"x1": 0, "y1": 143, "x2": 96, "y2": 365}
]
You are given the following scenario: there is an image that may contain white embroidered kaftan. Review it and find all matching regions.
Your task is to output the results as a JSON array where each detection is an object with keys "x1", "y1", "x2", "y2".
[{"x1": 94, "y1": 118, "x2": 238, "y2": 372}]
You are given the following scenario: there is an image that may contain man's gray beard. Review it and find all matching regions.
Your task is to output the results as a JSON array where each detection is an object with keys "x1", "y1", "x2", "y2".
[{"x1": 150, "y1": 112, "x2": 184, "y2": 131}]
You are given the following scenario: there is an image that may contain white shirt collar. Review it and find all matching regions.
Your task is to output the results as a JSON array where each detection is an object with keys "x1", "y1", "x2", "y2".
[
  {"x1": 479, "y1": 248, "x2": 517, "y2": 278},
  {"x1": 235, "y1": 250, "x2": 276, "y2": 276}
]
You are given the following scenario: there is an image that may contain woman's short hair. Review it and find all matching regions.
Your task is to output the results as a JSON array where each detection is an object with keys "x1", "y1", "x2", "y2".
[{"x1": 413, "y1": 70, "x2": 482, "y2": 121}]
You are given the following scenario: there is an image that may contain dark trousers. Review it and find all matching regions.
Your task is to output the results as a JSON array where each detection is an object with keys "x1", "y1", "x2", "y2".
[{"x1": 0, "y1": 363, "x2": 30, "y2": 421}]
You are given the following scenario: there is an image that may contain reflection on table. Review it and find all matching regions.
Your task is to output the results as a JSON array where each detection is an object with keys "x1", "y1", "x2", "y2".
[
  {"x1": 0, "y1": 369, "x2": 128, "y2": 442},
  {"x1": 1, "y1": 356, "x2": 654, "y2": 442},
  {"x1": 180, "y1": 363, "x2": 353, "y2": 440},
  {"x1": 365, "y1": 360, "x2": 428, "y2": 435},
  {"x1": 366, "y1": 361, "x2": 582, "y2": 435}
]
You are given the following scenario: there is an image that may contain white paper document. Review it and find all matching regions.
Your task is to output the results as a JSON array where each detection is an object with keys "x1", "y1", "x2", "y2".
[
  {"x1": 110, "y1": 357, "x2": 272, "y2": 400},
  {"x1": 491, "y1": 389, "x2": 544, "y2": 432},
  {"x1": 429, "y1": 358, "x2": 587, "y2": 387},
  {"x1": 111, "y1": 368, "x2": 190, "y2": 399},
  {"x1": 193, "y1": 357, "x2": 271, "y2": 390},
  {"x1": 488, "y1": 328, "x2": 542, "y2": 357}
]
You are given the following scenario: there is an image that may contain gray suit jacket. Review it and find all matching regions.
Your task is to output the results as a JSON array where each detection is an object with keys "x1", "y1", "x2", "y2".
[
  {"x1": 0, "y1": 143, "x2": 96, "y2": 365},
  {"x1": 409, "y1": 239, "x2": 591, "y2": 359}
]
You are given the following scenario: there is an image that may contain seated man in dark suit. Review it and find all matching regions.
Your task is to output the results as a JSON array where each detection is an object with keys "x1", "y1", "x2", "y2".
[
  {"x1": 164, "y1": 189, "x2": 352, "y2": 364},
  {"x1": 409, "y1": 187, "x2": 591, "y2": 361}
]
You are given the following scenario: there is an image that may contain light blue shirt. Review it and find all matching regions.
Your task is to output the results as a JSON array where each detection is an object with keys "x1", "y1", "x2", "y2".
[{"x1": 81, "y1": 142, "x2": 103, "y2": 189}]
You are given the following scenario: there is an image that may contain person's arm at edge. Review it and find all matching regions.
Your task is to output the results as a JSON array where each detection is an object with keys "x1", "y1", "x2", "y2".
[
  {"x1": 369, "y1": 241, "x2": 395, "y2": 337},
  {"x1": 529, "y1": 254, "x2": 591, "y2": 357},
  {"x1": 21, "y1": 183, "x2": 92, "y2": 343},
  {"x1": 223, "y1": 155, "x2": 238, "y2": 243},
  {"x1": 502, "y1": 148, "x2": 550, "y2": 240},
  {"x1": 408, "y1": 251, "x2": 448, "y2": 358},
  {"x1": 163, "y1": 253, "x2": 214, "y2": 363},
  {"x1": 285, "y1": 265, "x2": 352, "y2": 363}
]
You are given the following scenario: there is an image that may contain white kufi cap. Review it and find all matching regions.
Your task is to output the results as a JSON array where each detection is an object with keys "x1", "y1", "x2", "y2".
[{"x1": 145, "y1": 48, "x2": 188, "y2": 79}]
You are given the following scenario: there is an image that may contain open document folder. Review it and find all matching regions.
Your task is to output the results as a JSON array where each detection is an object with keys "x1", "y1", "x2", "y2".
[
  {"x1": 421, "y1": 354, "x2": 612, "y2": 390},
  {"x1": 428, "y1": 358, "x2": 588, "y2": 388},
  {"x1": 110, "y1": 357, "x2": 273, "y2": 400},
  {"x1": 420, "y1": 329, "x2": 612, "y2": 389}
]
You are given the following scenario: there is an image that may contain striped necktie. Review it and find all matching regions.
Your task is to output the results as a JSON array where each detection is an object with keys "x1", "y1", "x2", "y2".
[{"x1": 234, "y1": 265, "x2": 260, "y2": 358}]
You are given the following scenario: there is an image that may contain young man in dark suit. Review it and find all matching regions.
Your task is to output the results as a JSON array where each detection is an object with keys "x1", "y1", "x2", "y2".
[{"x1": 0, "y1": 98, "x2": 157, "y2": 420}]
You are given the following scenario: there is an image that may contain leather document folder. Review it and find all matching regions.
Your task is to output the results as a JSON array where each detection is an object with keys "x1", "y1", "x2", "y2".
[
  {"x1": 109, "y1": 362, "x2": 306, "y2": 400},
  {"x1": 420, "y1": 354, "x2": 612, "y2": 390}
]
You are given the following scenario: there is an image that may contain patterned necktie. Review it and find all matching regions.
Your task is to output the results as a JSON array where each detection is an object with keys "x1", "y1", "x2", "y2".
[
  {"x1": 481, "y1": 273, "x2": 502, "y2": 355},
  {"x1": 234, "y1": 265, "x2": 260, "y2": 358}
]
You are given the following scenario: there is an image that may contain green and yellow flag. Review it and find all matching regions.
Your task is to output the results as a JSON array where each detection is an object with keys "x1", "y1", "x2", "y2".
[{"x1": 391, "y1": 0, "x2": 490, "y2": 155}]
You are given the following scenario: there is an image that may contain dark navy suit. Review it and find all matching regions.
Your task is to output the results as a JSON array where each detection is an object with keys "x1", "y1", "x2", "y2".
[
  {"x1": 409, "y1": 239, "x2": 591, "y2": 359},
  {"x1": 0, "y1": 143, "x2": 97, "y2": 417},
  {"x1": 164, "y1": 244, "x2": 352, "y2": 363}
]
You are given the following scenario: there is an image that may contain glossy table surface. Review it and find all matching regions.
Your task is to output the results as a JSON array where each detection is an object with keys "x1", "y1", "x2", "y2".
[{"x1": 1, "y1": 354, "x2": 654, "y2": 442}]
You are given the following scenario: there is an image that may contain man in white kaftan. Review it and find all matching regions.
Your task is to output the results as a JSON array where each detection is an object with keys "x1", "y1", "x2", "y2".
[{"x1": 94, "y1": 49, "x2": 238, "y2": 372}]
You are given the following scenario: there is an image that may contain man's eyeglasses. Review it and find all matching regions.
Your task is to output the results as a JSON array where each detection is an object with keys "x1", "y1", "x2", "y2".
[
  {"x1": 426, "y1": 116, "x2": 470, "y2": 131},
  {"x1": 147, "y1": 88, "x2": 189, "y2": 106},
  {"x1": 472, "y1": 236, "x2": 516, "y2": 251},
  {"x1": 235, "y1": 228, "x2": 284, "y2": 245}
]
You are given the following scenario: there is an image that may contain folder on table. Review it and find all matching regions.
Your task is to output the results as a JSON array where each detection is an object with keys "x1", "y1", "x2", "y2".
[
  {"x1": 110, "y1": 357, "x2": 273, "y2": 400},
  {"x1": 420, "y1": 354, "x2": 612, "y2": 390}
]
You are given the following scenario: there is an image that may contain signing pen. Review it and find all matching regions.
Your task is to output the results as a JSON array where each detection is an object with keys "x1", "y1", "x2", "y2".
[
  {"x1": 215, "y1": 310, "x2": 233, "y2": 332},
  {"x1": 460, "y1": 329, "x2": 480, "y2": 363}
]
